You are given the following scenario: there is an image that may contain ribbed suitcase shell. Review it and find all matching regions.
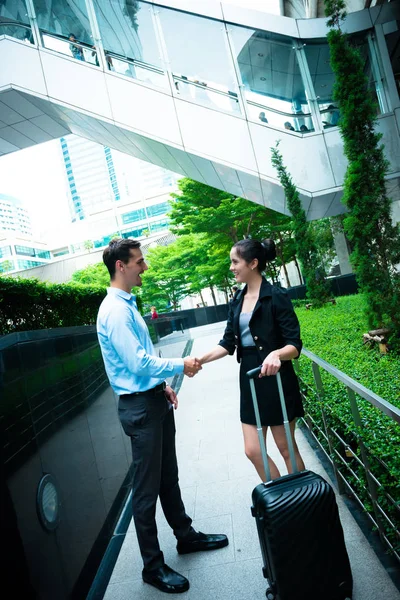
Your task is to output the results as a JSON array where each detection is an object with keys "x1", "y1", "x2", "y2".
[{"x1": 252, "y1": 470, "x2": 353, "y2": 600}]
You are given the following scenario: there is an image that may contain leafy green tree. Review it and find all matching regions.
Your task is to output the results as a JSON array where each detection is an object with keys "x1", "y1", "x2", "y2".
[
  {"x1": 169, "y1": 178, "x2": 298, "y2": 286},
  {"x1": 83, "y1": 240, "x2": 94, "y2": 253},
  {"x1": 141, "y1": 240, "x2": 191, "y2": 310},
  {"x1": 169, "y1": 178, "x2": 289, "y2": 243},
  {"x1": 0, "y1": 259, "x2": 14, "y2": 274},
  {"x1": 325, "y1": 0, "x2": 400, "y2": 335},
  {"x1": 71, "y1": 262, "x2": 109, "y2": 287},
  {"x1": 271, "y1": 143, "x2": 331, "y2": 306}
]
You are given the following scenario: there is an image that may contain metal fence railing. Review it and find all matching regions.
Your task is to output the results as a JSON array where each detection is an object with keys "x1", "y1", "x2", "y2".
[{"x1": 295, "y1": 348, "x2": 400, "y2": 564}]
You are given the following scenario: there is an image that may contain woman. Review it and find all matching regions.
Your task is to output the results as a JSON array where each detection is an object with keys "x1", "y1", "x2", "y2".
[{"x1": 198, "y1": 239, "x2": 305, "y2": 480}]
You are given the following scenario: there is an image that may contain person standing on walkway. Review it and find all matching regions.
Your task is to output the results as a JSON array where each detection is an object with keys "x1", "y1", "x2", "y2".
[
  {"x1": 96, "y1": 238, "x2": 228, "y2": 594},
  {"x1": 197, "y1": 238, "x2": 305, "y2": 481}
]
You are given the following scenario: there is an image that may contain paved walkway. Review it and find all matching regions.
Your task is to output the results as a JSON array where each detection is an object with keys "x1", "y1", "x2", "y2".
[{"x1": 104, "y1": 323, "x2": 400, "y2": 600}]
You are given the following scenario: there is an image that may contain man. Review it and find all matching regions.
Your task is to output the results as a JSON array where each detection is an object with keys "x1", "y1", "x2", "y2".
[
  {"x1": 68, "y1": 33, "x2": 84, "y2": 61},
  {"x1": 96, "y1": 238, "x2": 228, "y2": 594}
]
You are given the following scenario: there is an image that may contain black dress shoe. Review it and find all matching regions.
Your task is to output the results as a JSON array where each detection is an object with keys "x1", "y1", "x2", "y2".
[
  {"x1": 142, "y1": 564, "x2": 189, "y2": 594},
  {"x1": 177, "y1": 531, "x2": 229, "y2": 555}
]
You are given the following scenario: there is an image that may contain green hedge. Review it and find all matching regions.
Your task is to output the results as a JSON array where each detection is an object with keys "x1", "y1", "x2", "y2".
[
  {"x1": 296, "y1": 294, "x2": 399, "y2": 554},
  {"x1": 0, "y1": 277, "x2": 107, "y2": 335}
]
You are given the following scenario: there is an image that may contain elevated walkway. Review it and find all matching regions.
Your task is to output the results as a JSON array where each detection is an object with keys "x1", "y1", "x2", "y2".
[
  {"x1": 101, "y1": 323, "x2": 400, "y2": 600},
  {"x1": 1, "y1": 0, "x2": 400, "y2": 219}
]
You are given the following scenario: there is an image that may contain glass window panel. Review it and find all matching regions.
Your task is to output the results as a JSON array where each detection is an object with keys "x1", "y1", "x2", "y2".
[
  {"x1": 121, "y1": 208, "x2": 146, "y2": 224},
  {"x1": 146, "y1": 202, "x2": 169, "y2": 218},
  {"x1": 0, "y1": 245, "x2": 12, "y2": 258},
  {"x1": 0, "y1": 0, "x2": 33, "y2": 43},
  {"x1": 159, "y1": 7, "x2": 239, "y2": 113},
  {"x1": 385, "y1": 25, "x2": 400, "y2": 100},
  {"x1": 150, "y1": 219, "x2": 169, "y2": 233},
  {"x1": 92, "y1": 0, "x2": 168, "y2": 88},
  {"x1": 304, "y1": 35, "x2": 381, "y2": 129},
  {"x1": 32, "y1": 0, "x2": 95, "y2": 62},
  {"x1": 230, "y1": 25, "x2": 314, "y2": 132}
]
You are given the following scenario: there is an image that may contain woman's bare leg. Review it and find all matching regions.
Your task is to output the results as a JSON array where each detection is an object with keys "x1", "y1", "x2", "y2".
[
  {"x1": 270, "y1": 420, "x2": 305, "y2": 473},
  {"x1": 242, "y1": 423, "x2": 281, "y2": 480}
]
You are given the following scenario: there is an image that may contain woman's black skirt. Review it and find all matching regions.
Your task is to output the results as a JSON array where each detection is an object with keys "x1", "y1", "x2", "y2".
[{"x1": 239, "y1": 347, "x2": 304, "y2": 426}]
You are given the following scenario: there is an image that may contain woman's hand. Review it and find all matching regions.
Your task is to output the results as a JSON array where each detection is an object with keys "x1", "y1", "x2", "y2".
[{"x1": 260, "y1": 352, "x2": 281, "y2": 377}]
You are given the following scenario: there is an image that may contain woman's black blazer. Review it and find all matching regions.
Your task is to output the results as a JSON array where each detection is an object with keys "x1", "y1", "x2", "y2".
[{"x1": 218, "y1": 277, "x2": 302, "y2": 364}]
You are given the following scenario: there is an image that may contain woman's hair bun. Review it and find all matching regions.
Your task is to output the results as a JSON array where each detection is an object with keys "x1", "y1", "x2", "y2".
[{"x1": 261, "y1": 238, "x2": 276, "y2": 261}]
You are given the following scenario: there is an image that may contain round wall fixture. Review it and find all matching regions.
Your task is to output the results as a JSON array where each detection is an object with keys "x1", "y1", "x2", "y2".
[{"x1": 37, "y1": 474, "x2": 61, "y2": 531}]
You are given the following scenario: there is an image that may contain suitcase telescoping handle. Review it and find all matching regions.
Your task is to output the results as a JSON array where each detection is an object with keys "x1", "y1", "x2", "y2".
[{"x1": 247, "y1": 368, "x2": 298, "y2": 482}]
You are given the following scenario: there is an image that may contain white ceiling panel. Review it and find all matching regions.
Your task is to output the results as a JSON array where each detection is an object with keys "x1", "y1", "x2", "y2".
[
  {"x1": 0, "y1": 101, "x2": 25, "y2": 126},
  {"x1": 190, "y1": 155, "x2": 225, "y2": 190},
  {"x1": 242, "y1": 187, "x2": 264, "y2": 205},
  {"x1": 0, "y1": 90, "x2": 43, "y2": 119},
  {"x1": 0, "y1": 126, "x2": 35, "y2": 149},
  {"x1": 237, "y1": 171, "x2": 262, "y2": 193},
  {"x1": 30, "y1": 114, "x2": 71, "y2": 138},
  {"x1": 165, "y1": 147, "x2": 204, "y2": 181},
  {"x1": 12, "y1": 120, "x2": 53, "y2": 143},
  {"x1": 214, "y1": 162, "x2": 242, "y2": 187},
  {"x1": 223, "y1": 181, "x2": 245, "y2": 198},
  {"x1": 0, "y1": 137, "x2": 19, "y2": 153}
]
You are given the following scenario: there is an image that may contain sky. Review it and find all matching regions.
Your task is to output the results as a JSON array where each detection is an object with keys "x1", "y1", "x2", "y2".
[{"x1": 0, "y1": 139, "x2": 70, "y2": 241}]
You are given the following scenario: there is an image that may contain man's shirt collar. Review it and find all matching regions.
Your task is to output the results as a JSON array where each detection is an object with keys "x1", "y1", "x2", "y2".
[{"x1": 107, "y1": 287, "x2": 135, "y2": 301}]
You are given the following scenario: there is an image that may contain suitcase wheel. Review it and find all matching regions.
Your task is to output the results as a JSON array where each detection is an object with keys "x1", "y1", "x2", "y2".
[{"x1": 265, "y1": 587, "x2": 275, "y2": 600}]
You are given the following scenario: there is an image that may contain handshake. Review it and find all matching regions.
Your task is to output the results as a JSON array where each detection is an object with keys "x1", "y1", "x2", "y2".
[{"x1": 183, "y1": 357, "x2": 203, "y2": 377}]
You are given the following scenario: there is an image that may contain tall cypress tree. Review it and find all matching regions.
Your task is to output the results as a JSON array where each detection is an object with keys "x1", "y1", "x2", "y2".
[
  {"x1": 324, "y1": 0, "x2": 400, "y2": 338},
  {"x1": 271, "y1": 143, "x2": 331, "y2": 307}
]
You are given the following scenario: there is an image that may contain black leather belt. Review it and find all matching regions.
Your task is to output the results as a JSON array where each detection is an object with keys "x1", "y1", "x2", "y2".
[{"x1": 120, "y1": 382, "x2": 167, "y2": 398}]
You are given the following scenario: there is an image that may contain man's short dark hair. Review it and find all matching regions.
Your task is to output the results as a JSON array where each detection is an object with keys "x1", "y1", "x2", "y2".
[{"x1": 103, "y1": 238, "x2": 141, "y2": 279}]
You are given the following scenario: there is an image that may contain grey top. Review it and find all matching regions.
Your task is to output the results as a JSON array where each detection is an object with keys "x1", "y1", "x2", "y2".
[{"x1": 239, "y1": 312, "x2": 255, "y2": 347}]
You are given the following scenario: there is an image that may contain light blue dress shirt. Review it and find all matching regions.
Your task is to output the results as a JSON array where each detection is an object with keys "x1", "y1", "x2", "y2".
[{"x1": 97, "y1": 287, "x2": 184, "y2": 396}]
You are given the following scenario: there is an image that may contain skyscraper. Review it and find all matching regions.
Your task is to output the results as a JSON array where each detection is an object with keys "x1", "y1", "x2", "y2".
[
  {"x1": 0, "y1": 193, "x2": 32, "y2": 236},
  {"x1": 60, "y1": 135, "x2": 121, "y2": 222},
  {"x1": 0, "y1": 194, "x2": 51, "y2": 273}
]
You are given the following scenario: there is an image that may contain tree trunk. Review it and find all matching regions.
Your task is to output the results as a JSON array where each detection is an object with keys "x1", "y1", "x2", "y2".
[
  {"x1": 294, "y1": 256, "x2": 303, "y2": 284},
  {"x1": 210, "y1": 285, "x2": 217, "y2": 306},
  {"x1": 199, "y1": 290, "x2": 206, "y2": 306},
  {"x1": 278, "y1": 232, "x2": 291, "y2": 287}
]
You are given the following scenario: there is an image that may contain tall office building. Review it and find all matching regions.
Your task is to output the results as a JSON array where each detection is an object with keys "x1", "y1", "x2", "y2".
[
  {"x1": 56, "y1": 135, "x2": 180, "y2": 255},
  {"x1": 60, "y1": 135, "x2": 121, "y2": 222},
  {"x1": 0, "y1": 194, "x2": 51, "y2": 273},
  {"x1": 0, "y1": 193, "x2": 32, "y2": 237}
]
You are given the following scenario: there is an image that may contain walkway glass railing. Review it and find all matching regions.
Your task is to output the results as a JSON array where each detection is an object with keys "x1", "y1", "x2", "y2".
[
  {"x1": 1, "y1": 0, "x2": 396, "y2": 133},
  {"x1": 40, "y1": 31, "x2": 99, "y2": 66},
  {"x1": 296, "y1": 349, "x2": 400, "y2": 564},
  {"x1": 173, "y1": 76, "x2": 241, "y2": 114},
  {"x1": 247, "y1": 100, "x2": 315, "y2": 133},
  {"x1": 103, "y1": 52, "x2": 168, "y2": 89},
  {"x1": 0, "y1": 20, "x2": 33, "y2": 43}
]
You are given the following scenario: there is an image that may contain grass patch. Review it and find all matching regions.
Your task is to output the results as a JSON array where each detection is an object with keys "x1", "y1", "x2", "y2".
[{"x1": 295, "y1": 294, "x2": 399, "y2": 557}]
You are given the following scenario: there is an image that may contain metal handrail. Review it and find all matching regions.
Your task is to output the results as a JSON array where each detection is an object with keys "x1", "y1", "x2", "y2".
[
  {"x1": 297, "y1": 348, "x2": 400, "y2": 564},
  {"x1": 247, "y1": 98, "x2": 313, "y2": 119},
  {"x1": 0, "y1": 21, "x2": 31, "y2": 30},
  {"x1": 173, "y1": 75, "x2": 239, "y2": 100}
]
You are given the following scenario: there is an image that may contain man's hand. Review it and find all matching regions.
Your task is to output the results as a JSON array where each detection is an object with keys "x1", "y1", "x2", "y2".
[
  {"x1": 165, "y1": 385, "x2": 178, "y2": 409},
  {"x1": 260, "y1": 352, "x2": 281, "y2": 377},
  {"x1": 183, "y1": 357, "x2": 202, "y2": 377}
]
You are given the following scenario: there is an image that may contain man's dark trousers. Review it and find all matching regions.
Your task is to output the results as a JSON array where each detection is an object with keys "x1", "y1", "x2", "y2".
[{"x1": 118, "y1": 388, "x2": 194, "y2": 570}]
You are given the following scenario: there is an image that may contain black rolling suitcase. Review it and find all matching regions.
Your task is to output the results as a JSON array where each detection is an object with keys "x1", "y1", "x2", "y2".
[{"x1": 247, "y1": 367, "x2": 353, "y2": 600}]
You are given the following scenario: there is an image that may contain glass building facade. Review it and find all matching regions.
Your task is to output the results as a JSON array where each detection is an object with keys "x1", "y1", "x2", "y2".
[
  {"x1": 60, "y1": 136, "x2": 121, "y2": 222},
  {"x1": 1, "y1": 0, "x2": 397, "y2": 137}
]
